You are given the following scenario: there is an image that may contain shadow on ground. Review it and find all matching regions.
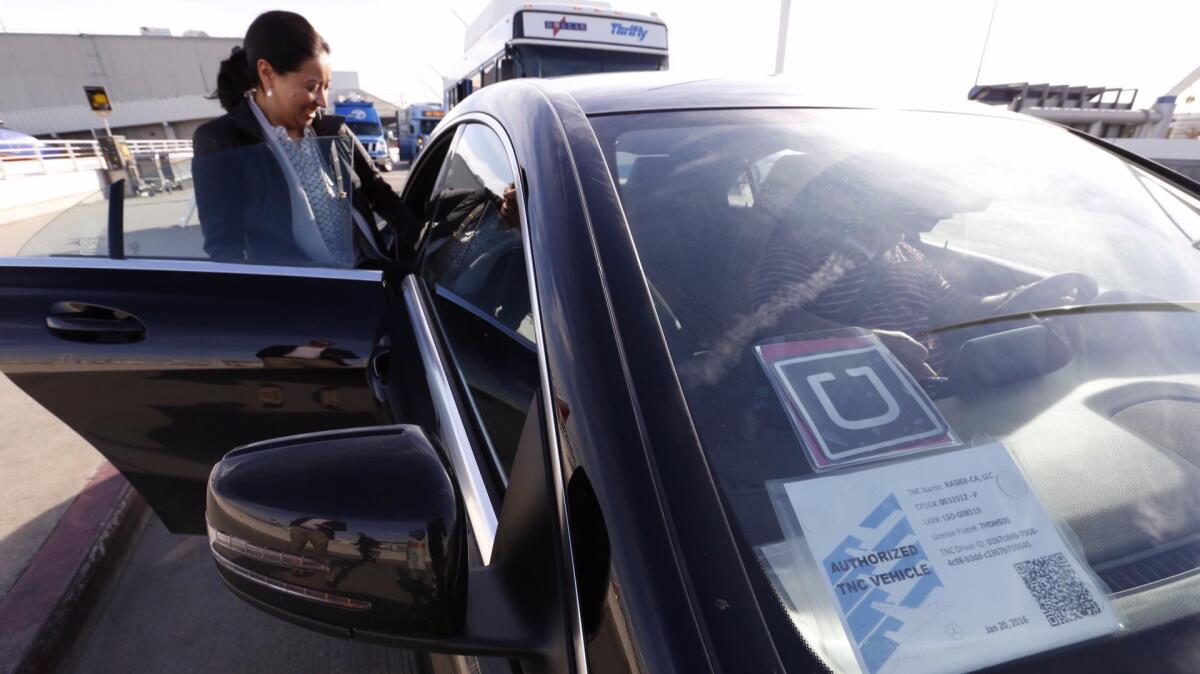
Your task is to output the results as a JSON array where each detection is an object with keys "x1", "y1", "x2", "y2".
[
  {"x1": 52, "y1": 510, "x2": 424, "y2": 674},
  {"x1": 0, "y1": 496, "x2": 74, "y2": 599}
]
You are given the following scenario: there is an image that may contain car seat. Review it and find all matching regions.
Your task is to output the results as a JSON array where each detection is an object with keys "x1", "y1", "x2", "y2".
[
  {"x1": 620, "y1": 155, "x2": 734, "y2": 352},
  {"x1": 718, "y1": 154, "x2": 815, "y2": 324}
]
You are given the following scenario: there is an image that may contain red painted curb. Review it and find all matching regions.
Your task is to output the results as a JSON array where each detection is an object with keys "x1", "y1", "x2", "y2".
[{"x1": 0, "y1": 462, "x2": 136, "y2": 674}]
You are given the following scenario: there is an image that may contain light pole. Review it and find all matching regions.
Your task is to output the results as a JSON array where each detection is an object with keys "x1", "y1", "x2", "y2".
[
  {"x1": 974, "y1": 0, "x2": 999, "y2": 88},
  {"x1": 775, "y1": 0, "x2": 792, "y2": 75}
]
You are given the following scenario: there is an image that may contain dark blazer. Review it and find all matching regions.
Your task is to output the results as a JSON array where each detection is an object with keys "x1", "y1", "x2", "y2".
[{"x1": 192, "y1": 100, "x2": 419, "y2": 266}]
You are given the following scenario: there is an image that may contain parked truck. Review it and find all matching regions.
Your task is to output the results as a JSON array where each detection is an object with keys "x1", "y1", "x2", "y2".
[{"x1": 334, "y1": 98, "x2": 394, "y2": 172}]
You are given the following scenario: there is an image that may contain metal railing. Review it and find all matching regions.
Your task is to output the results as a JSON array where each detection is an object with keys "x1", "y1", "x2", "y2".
[
  {"x1": 0, "y1": 138, "x2": 193, "y2": 179},
  {"x1": 125, "y1": 139, "x2": 194, "y2": 157},
  {"x1": 0, "y1": 139, "x2": 103, "y2": 178}
]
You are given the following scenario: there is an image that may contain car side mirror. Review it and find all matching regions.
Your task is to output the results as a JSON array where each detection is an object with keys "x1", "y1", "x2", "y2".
[
  {"x1": 206, "y1": 426, "x2": 464, "y2": 639},
  {"x1": 207, "y1": 405, "x2": 573, "y2": 662}
]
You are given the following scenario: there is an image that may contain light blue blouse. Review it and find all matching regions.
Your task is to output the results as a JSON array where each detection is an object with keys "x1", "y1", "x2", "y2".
[{"x1": 272, "y1": 125, "x2": 355, "y2": 267}]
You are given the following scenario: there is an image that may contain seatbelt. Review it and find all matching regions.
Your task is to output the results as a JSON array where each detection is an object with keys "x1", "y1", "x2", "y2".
[{"x1": 352, "y1": 208, "x2": 387, "y2": 260}]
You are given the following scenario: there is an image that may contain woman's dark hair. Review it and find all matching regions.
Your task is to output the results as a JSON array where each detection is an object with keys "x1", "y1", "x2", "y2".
[{"x1": 213, "y1": 11, "x2": 330, "y2": 111}]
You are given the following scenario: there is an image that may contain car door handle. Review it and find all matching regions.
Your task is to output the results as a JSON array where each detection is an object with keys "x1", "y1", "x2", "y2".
[
  {"x1": 46, "y1": 302, "x2": 147, "y2": 343},
  {"x1": 370, "y1": 347, "x2": 390, "y2": 386},
  {"x1": 367, "y1": 345, "x2": 390, "y2": 403}
]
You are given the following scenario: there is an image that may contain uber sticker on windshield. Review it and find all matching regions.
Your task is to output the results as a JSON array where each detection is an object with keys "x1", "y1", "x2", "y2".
[
  {"x1": 768, "y1": 442, "x2": 1119, "y2": 674},
  {"x1": 756, "y1": 332, "x2": 957, "y2": 471}
]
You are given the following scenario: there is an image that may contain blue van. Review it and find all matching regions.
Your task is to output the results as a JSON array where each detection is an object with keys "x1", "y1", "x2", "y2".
[{"x1": 333, "y1": 99, "x2": 394, "y2": 172}]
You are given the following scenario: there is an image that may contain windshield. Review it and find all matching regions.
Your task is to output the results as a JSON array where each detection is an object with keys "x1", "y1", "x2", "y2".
[
  {"x1": 513, "y1": 44, "x2": 666, "y2": 78},
  {"x1": 593, "y1": 109, "x2": 1200, "y2": 673},
  {"x1": 418, "y1": 119, "x2": 439, "y2": 135},
  {"x1": 346, "y1": 121, "x2": 383, "y2": 137}
]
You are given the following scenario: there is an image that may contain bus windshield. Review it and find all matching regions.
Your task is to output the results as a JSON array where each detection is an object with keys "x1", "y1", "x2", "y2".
[{"x1": 513, "y1": 45, "x2": 667, "y2": 78}]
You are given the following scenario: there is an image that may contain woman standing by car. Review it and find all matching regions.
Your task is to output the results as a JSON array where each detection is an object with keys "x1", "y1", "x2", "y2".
[{"x1": 193, "y1": 10, "x2": 418, "y2": 267}]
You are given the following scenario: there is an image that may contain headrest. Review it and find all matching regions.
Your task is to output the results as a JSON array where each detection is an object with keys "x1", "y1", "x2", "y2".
[{"x1": 623, "y1": 155, "x2": 677, "y2": 197}]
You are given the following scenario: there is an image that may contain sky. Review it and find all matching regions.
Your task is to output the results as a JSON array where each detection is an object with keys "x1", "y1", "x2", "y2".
[{"x1": 3, "y1": 0, "x2": 1199, "y2": 111}]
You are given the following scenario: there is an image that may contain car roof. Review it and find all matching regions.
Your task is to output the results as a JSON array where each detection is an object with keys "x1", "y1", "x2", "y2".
[{"x1": 534, "y1": 71, "x2": 1029, "y2": 120}]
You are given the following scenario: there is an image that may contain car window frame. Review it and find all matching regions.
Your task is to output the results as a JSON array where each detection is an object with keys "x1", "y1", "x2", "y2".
[
  {"x1": 416, "y1": 119, "x2": 535, "y2": 497},
  {"x1": 405, "y1": 111, "x2": 587, "y2": 670}
]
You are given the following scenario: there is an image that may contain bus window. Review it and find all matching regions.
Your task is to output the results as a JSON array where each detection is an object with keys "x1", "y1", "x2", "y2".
[
  {"x1": 514, "y1": 45, "x2": 667, "y2": 77},
  {"x1": 482, "y1": 64, "x2": 495, "y2": 86}
]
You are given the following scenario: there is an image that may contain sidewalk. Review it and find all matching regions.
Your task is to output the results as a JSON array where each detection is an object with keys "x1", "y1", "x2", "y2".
[
  {"x1": 0, "y1": 461, "x2": 136, "y2": 674},
  {"x1": 0, "y1": 209, "x2": 123, "y2": 672},
  {"x1": 0, "y1": 374, "x2": 105, "y2": 602},
  {"x1": 0, "y1": 211, "x2": 102, "y2": 602}
]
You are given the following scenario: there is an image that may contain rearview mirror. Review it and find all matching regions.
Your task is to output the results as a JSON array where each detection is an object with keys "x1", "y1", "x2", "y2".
[{"x1": 206, "y1": 426, "x2": 464, "y2": 638}]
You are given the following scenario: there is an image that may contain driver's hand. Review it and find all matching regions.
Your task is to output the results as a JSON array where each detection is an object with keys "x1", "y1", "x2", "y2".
[
  {"x1": 499, "y1": 185, "x2": 519, "y2": 229},
  {"x1": 874, "y1": 329, "x2": 938, "y2": 379}
]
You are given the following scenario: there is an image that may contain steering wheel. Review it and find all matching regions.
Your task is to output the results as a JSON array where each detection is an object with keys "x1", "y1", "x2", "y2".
[
  {"x1": 927, "y1": 272, "x2": 1098, "y2": 398},
  {"x1": 990, "y1": 272, "x2": 1098, "y2": 316}
]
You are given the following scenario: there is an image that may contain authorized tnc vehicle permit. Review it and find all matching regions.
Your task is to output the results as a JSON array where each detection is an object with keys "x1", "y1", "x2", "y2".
[{"x1": 768, "y1": 442, "x2": 1120, "y2": 674}]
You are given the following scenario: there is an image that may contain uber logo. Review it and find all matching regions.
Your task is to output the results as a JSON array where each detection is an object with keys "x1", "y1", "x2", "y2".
[
  {"x1": 806, "y1": 367, "x2": 900, "y2": 430},
  {"x1": 761, "y1": 337, "x2": 954, "y2": 468}
]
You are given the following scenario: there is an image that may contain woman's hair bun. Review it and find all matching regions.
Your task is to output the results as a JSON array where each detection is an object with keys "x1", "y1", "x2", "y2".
[{"x1": 214, "y1": 45, "x2": 252, "y2": 111}]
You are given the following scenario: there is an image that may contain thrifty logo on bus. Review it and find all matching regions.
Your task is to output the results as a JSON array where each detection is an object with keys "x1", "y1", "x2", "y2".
[
  {"x1": 610, "y1": 22, "x2": 648, "y2": 41},
  {"x1": 546, "y1": 17, "x2": 587, "y2": 36}
]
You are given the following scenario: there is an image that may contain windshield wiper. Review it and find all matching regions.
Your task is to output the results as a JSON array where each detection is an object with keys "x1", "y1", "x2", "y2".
[{"x1": 921, "y1": 301, "x2": 1200, "y2": 337}]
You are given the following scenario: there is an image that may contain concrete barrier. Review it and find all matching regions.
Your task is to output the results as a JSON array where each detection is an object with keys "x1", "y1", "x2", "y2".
[{"x1": 0, "y1": 171, "x2": 108, "y2": 226}]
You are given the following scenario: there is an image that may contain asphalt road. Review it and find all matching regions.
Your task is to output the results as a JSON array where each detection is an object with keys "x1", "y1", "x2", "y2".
[
  {"x1": 382, "y1": 167, "x2": 409, "y2": 192},
  {"x1": 52, "y1": 507, "x2": 426, "y2": 674}
]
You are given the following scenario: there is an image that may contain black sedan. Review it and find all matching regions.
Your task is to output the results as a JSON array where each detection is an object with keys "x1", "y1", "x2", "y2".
[{"x1": 5, "y1": 74, "x2": 1200, "y2": 674}]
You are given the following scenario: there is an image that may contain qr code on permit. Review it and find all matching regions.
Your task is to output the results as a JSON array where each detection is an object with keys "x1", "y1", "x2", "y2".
[{"x1": 1014, "y1": 553, "x2": 1103, "y2": 627}]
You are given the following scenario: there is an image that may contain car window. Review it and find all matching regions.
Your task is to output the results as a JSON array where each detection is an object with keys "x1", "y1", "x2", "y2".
[
  {"x1": 15, "y1": 135, "x2": 384, "y2": 270},
  {"x1": 421, "y1": 122, "x2": 535, "y2": 485}
]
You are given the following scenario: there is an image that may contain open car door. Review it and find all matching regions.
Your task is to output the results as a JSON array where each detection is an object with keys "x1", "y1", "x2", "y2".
[{"x1": 0, "y1": 155, "x2": 392, "y2": 533}]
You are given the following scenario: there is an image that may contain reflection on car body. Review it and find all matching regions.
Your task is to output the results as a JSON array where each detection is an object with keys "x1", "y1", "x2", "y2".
[{"x1": 4, "y1": 74, "x2": 1200, "y2": 674}]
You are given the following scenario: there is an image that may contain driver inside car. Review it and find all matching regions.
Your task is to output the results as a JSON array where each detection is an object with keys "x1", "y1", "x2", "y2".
[{"x1": 750, "y1": 154, "x2": 1090, "y2": 378}]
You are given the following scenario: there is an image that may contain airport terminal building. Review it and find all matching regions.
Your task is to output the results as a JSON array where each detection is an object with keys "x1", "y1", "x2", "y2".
[
  {"x1": 0, "y1": 31, "x2": 243, "y2": 141},
  {"x1": 0, "y1": 31, "x2": 370, "y2": 142}
]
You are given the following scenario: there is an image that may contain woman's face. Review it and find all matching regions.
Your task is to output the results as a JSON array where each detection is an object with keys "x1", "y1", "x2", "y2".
[{"x1": 258, "y1": 52, "x2": 332, "y2": 131}]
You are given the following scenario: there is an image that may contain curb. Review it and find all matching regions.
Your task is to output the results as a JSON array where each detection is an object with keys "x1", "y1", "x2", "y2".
[{"x1": 0, "y1": 463, "x2": 139, "y2": 674}]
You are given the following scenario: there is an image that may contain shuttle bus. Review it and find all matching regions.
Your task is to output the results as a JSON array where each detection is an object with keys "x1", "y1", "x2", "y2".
[
  {"x1": 395, "y1": 102, "x2": 445, "y2": 162},
  {"x1": 444, "y1": 0, "x2": 668, "y2": 108}
]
